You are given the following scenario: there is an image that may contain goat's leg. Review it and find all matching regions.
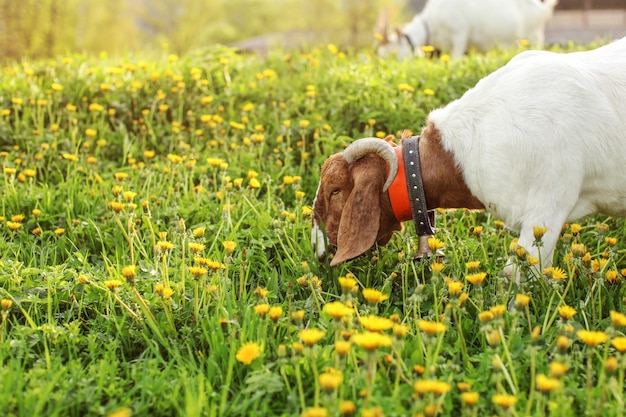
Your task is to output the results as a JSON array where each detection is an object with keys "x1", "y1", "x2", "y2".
[{"x1": 450, "y1": 32, "x2": 469, "y2": 59}]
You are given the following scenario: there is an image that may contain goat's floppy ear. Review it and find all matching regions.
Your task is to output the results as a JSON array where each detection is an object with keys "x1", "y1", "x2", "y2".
[{"x1": 331, "y1": 158, "x2": 385, "y2": 266}]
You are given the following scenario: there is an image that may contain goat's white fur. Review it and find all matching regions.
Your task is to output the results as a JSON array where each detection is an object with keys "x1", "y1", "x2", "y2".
[
  {"x1": 378, "y1": 0, "x2": 558, "y2": 59},
  {"x1": 430, "y1": 37, "x2": 626, "y2": 269}
]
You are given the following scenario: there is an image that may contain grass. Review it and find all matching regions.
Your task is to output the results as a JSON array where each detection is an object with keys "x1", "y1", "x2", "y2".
[{"x1": 1, "y1": 41, "x2": 625, "y2": 417}]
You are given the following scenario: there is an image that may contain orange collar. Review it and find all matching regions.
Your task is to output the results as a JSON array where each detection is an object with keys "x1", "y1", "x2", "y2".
[{"x1": 388, "y1": 146, "x2": 412, "y2": 222}]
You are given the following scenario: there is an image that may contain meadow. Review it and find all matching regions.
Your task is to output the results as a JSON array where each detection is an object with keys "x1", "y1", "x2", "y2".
[{"x1": 1, "y1": 41, "x2": 626, "y2": 417}]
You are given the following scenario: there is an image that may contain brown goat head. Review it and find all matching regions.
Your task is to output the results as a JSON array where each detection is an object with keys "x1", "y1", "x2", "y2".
[{"x1": 311, "y1": 152, "x2": 402, "y2": 266}]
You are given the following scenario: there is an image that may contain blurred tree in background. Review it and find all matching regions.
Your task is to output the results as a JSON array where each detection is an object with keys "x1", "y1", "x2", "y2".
[{"x1": 0, "y1": 0, "x2": 396, "y2": 61}]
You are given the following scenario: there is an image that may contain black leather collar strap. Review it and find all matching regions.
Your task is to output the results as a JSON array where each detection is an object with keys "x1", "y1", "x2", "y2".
[{"x1": 402, "y1": 136, "x2": 435, "y2": 236}]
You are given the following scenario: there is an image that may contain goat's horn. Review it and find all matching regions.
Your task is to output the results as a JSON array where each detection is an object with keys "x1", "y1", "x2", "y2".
[{"x1": 342, "y1": 138, "x2": 398, "y2": 192}]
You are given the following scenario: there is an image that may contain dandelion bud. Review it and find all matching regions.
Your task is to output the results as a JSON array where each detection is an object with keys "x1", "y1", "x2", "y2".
[
  {"x1": 605, "y1": 356, "x2": 618, "y2": 374},
  {"x1": 1, "y1": 299, "x2": 12, "y2": 310},
  {"x1": 533, "y1": 226, "x2": 548, "y2": 240},
  {"x1": 339, "y1": 400, "x2": 356, "y2": 417},
  {"x1": 487, "y1": 330, "x2": 501, "y2": 346}
]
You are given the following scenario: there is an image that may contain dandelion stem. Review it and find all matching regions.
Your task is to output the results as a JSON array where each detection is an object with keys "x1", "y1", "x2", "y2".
[
  {"x1": 294, "y1": 360, "x2": 306, "y2": 411},
  {"x1": 452, "y1": 305, "x2": 469, "y2": 368}
]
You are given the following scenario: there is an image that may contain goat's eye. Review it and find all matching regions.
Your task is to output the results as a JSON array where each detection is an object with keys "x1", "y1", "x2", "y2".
[{"x1": 330, "y1": 189, "x2": 340, "y2": 196}]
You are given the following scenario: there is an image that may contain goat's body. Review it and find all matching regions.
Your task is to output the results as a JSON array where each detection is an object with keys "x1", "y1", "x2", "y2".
[
  {"x1": 428, "y1": 37, "x2": 626, "y2": 262},
  {"x1": 379, "y1": 0, "x2": 557, "y2": 59}
]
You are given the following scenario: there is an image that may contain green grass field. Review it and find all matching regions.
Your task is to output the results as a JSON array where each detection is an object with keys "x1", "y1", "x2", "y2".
[{"x1": 1, "y1": 42, "x2": 626, "y2": 417}]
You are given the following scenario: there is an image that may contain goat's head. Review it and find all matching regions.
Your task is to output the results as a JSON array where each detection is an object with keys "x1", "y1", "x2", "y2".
[
  {"x1": 311, "y1": 138, "x2": 402, "y2": 266},
  {"x1": 377, "y1": 28, "x2": 414, "y2": 59},
  {"x1": 376, "y1": 15, "x2": 429, "y2": 60}
]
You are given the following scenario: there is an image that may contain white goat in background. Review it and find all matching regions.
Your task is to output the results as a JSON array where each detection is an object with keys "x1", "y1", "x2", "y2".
[{"x1": 377, "y1": 0, "x2": 559, "y2": 59}]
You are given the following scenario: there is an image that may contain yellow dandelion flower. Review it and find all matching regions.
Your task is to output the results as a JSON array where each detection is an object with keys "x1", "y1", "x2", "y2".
[
  {"x1": 62, "y1": 153, "x2": 79, "y2": 162},
  {"x1": 465, "y1": 260, "x2": 481, "y2": 271},
  {"x1": 430, "y1": 261, "x2": 444, "y2": 273},
  {"x1": 362, "y1": 288, "x2": 388, "y2": 305},
  {"x1": 268, "y1": 306, "x2": 283, "y2": 323},
  {"x1": 571, "y1": 242, "x2": 586, "y2": 257},
  {"x1": 611, "y1": 337, "x2": 626, "y2": 353},
  {"x1": 461, "y1": 391, "x2": 480, "y2": 407},
  {"x1": 253, "y1": 287, "x2": 269, "y2": 298},
  {"x1": 531, "y1": 326, "x2": 542, "y2": 341},
  {"x1": 606, "y1": 270, "x2": 620, "y2": 284},
  {"x1": 577, "y1": 330, "x2": 609, "y2": 347},
  {"x1": 323, "y1": 301, "x2": 353, "y2": 320},
  {"x1": 335, "y1": 340, "x2": 351, "y2": 356},
  {"x1": 54, "y1": 228, "x2": 65, "y2": 236},
  {"x1": 447, "y1": 280, "x2": 464, "y2": 296},
  {"x1": 414, "y1": 380, "x2": 452, "y2": 396},
  {"x1": 6, "y1": 221, "x2": 22, "y2": 231},
  {"x1": 299, "y1": 328, "x2": 326, "y2": 346},
  {"x1": 466, "y1": 272, "x2": 487, "y2": 285},
  {"x1": 249, "y1": 178, "x2": 261, "y2": 189},
  {"x1": 570, "y1": 223, "x2": 582, "y2": 235},
  {"x1": 423, "y1": 88, "x2": 435, "y2": 96},
  {"x1": 351, "y1": 331, "x2": 392, "y2": 351},
  {"x1": 222, "y1": 240, "x2": 236, "y2": 254},
  {"x1": 492, "y1": 394, "x2": 517, "y2": 408},
  {"x1": 121, "y1": 265, "x2": 136, "y2": 279},
  {"x1": 161, "y1": 287, "x2": 174, "y2": 301},
  {"x1": 188, "y1": 266, "x2": 207, "y2": 277},
  {"x1": 157, "y1": 240, "x2": 174, "y2": 250},
  {"x1": 122, "y1": 191, "x2": 137, "y2": 202},
  {"x1": 544, "y1": 266, "x2": 567, "y2": 280},
  {"x1": 557, "y1": 336, "x2": 571, "y2": 351},
  {"x1": 114, "y1": 172, "x2": 129, "y2": 181},
  {"x1": 338, "y1": 400, "x2": 356, "y2": 416},
  {"x1": 359, "y1": 315, "x2": 394, "y2": 332},
  {"x1": 1, "y1": 299, "x2": 13, "y2": 310},
  {"x1": 610, "y1": 310, "x2": 626, "y2": 327},
  {"x1": 107, "y1": 407, "x2": 131, "y2": 417},
  {"x1": 605, "y1": 237, "x2": 618, "y2": 246},
  {"x1": 236, "y1": 342, "x2": 261, "y2": 365},
  {"x1": 457, "y1": 382, "x2": 471, "y2": 392},
  {"x1": 558, "y1": 305, "x2": 577, "y2": 320},
  {"x1": 549, "y1": 362, "x2": 569, "y2": 378},
  {"x1": 22, "y1": 169, "x2": 36, "y2": 178},
  {"x1": 515, "y1": 293, "x2": 531, "y2": 308},
  {"x1": 338, "y1": 275, "x2": 358, "y2": 292},
  {"x1": 398, "y1": 83, "x2": 414, "y2": 93},
  {"x1": 319, "y1": 370, "x2": 343, "y2": 393},
  {"x1": 427, "y1": 237, "x2": 445, "y2": 251},
  {"x1": 536, "y1": 374, "x2": 561, "y2": 393},
  {"x1": 418, "y1": 320, "x2": 447, "y2": 336},
  {"x1": 301, "y1": 406, "x2": 327, "y2": 417},
  {"x1": 533, "y1": 226, "x2": 548, "y2": 239},
  {"x1": 188, "y1": 242, "x2": 205, "y2": 253},
  {"x1": 299, "y1": 119, "x2": 310, "y2": 129},
  {"x1": 486, "y1": 329, "x2": 501, "y2": 346},
  {"x1": 591, "y1": 258, "x2": 608, "y2": 272},
  {"x1": 490, "y1": 304, "x2": 506, "y2": 317},
  {"x1": 104, "y1": 279, "x2": 124, "y2": 291},
  {"x1": 254, "y1": 303, "x2": 270, "y2": 316},
  {"x1": 478, "y1": 311, "x2": 494, "y2": 322}
]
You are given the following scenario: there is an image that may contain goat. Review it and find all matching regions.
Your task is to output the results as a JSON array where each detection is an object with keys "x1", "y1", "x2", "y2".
[
  {"x1": 312, "y1": 38, "x2": 626, "y2": 272},
  {"x1": 377, "y1": 0, "x2": 558, "y2": 59}
]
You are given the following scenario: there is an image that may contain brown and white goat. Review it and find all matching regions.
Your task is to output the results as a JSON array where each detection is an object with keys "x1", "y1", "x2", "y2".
[{"x1": 312, "y1": 37, "x2": 626, "y2": 269}]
